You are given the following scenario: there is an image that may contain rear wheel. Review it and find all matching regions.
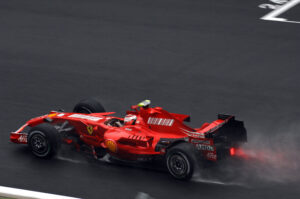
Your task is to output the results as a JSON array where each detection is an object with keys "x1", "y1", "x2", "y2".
[
  {"x1": 28, "y1": 123, "x2": 60, "y2": 158},
  {"x1": 166, "y1": 142, "x2": 196, "y2": 180},
  {"x1": 73, "y1": 98, "x2": 105, "y2": 113}
]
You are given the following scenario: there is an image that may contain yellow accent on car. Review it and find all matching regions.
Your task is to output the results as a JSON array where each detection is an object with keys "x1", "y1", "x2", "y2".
[
  {"x1": 137, "y1": 99, "x2": 151, "y2": 107},
  {"x1": 48, "y1": 113, "x2": 57, "y2": 117},
  {"x1": 105, "y1": 140, "x2": 117, "y2": 153},
  {"x1": 87, "y1": 125, "x2": 93, "y2": 135}
]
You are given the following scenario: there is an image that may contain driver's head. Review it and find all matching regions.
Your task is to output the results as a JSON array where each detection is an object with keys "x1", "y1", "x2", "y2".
[{"x1": 124, "y1": 114, "x2": 137, "y2": 125}]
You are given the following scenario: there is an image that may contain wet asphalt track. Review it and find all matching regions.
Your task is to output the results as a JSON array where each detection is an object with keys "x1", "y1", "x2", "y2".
[{"x1": 1, "y1": 0, "x2": 300, "y2": 198}]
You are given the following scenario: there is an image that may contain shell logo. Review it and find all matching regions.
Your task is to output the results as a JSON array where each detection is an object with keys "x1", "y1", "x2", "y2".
[{"x1": 105, "y1": 139, "x2": 117, "y2": 153}]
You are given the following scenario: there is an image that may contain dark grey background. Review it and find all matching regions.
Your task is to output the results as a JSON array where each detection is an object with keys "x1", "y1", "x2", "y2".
[{"x1": 0, "y1": 0, "x2": 299, "y2": 198}]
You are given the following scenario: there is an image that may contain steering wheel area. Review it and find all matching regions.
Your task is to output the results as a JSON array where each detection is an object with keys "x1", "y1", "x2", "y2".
[{"x1": 105, "y1": 118, "x2": 124, "y2": 127}]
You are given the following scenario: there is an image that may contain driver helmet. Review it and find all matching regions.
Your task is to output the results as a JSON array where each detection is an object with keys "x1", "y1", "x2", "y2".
[{"x1": 124, "y1": 114, "x2": 137, "y2": 125}]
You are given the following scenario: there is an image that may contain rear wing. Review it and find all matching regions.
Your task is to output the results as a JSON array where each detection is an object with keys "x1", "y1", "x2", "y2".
[
  {"x1": 217, "y1": 114, "x2": 234, "y2": 120},
  {"x1": 206, "y1": 114, "x2": 247, "y2": 144}
]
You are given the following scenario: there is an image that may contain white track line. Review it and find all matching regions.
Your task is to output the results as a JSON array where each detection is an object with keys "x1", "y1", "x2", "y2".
[
  {"x1": 0, "y1": 186, "x2": 81, "y2": 199},
  {"x1": 261, "y1": 0, "x2": 300, "y2": 24}
]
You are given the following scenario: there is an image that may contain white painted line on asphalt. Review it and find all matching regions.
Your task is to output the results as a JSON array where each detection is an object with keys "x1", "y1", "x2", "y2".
[
  {"x1": 260, "y1": 0, "x2": 300, "y2": 24},
  {"x1": 0, "y1": 186, "x2": 81, "y2": 199},
  {"x1": 135, "y1": 192, "x2": 154, "y2": 199}
]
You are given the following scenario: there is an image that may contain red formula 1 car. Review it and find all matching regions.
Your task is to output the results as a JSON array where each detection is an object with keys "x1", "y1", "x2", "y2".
[{"x1": 10, "y1": 99, "x2": 247, "y2": 180}]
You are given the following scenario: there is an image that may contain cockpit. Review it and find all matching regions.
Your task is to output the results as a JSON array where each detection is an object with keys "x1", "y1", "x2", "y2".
[
  {"x1": 105, "y1": 118, "x2": 124, "y2": 127},
  {"x1": 104, "y1": 100, "x2": 151, "y2": 128}
]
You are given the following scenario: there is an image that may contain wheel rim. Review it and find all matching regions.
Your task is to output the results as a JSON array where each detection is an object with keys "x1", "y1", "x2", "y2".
[
  {"x1": 30, "y1": 132, "x2": 49, "y2": 155},
  {"x1": 168, "y1": 153, "x2": 189, "y2": 177}
]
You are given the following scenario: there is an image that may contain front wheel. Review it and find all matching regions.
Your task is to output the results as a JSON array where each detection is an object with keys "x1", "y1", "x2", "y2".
[
  {"x1": 27, "y1": 123, "x2": 60, "y2": 158},
  {"x1": 166, "y1": 142, "x2": 196, "y2": 180}
]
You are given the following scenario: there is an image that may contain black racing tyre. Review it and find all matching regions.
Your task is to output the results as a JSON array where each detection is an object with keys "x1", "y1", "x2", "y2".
[
  {"x1": 73, "y1": 98, "x2": 106, "y2": 114},
  {"x1": 27, "y1": 123, "x2": 60, "y2": 158},
  {"x1": 166, "y1": 142, "x2": 197, "y2": 180}
]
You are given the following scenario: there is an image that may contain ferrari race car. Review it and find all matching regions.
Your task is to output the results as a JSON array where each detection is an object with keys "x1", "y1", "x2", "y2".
[{"x1": 10, "y1": 99, "x2": 247, "y2": 180}]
